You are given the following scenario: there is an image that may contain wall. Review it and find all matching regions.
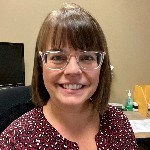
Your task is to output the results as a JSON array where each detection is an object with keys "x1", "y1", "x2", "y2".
[{"x1": 0, "y1": 0, "x2": 150, "y2": 104}]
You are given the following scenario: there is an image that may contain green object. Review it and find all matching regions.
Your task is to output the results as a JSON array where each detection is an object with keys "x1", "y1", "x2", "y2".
[{"x1": 125, "y1": 90, "x2": 133, "y2": 111}]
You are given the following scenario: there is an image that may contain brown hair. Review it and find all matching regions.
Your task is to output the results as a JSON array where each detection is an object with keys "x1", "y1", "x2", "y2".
[{"x1": 32, "y1": 3, "x2": 112, "y2": 114}]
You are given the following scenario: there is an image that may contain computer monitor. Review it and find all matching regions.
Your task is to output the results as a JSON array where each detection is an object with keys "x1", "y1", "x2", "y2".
[{"x1": 0, "y1": 42, "x2": 25, "y2": 87}]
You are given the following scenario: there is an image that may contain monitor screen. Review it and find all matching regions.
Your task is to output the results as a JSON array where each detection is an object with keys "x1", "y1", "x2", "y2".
[{"x1": 0, "y1": 42, "x2": 25, "y2": 87}]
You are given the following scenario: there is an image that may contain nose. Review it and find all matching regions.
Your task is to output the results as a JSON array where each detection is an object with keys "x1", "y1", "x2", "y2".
[{"x1": 64, "y1": 56, "x2": 82, "y2": 75}]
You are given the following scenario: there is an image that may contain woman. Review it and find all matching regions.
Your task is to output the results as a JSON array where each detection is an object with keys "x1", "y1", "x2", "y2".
[{"x1": 0, "y1": 3, "x2": 138, "y2": 149}]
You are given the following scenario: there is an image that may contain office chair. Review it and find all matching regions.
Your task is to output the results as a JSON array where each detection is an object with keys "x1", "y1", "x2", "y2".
[{"x1": 0, "y1": 85, "x2": 32, "y2": 114}]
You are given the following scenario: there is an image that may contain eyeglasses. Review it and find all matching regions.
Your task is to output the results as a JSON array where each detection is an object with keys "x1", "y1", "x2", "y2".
[{"x1": 39, "y1": 50, "x2": 105, "y2": 70}]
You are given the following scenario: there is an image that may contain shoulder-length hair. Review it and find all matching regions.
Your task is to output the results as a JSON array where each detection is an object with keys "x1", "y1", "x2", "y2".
[{"x1": 32, "y1": 3, "x2": 112, "y2": 115}]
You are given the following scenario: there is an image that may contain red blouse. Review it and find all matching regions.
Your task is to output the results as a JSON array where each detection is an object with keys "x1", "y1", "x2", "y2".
[{"x1": 0, "y1": 106, "x2": 138, "y2": 149}]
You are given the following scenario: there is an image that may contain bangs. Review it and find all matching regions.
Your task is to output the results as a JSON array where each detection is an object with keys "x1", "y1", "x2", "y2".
[{"x1": 44, "y1": 9, "x2": 105, "y2": 52}]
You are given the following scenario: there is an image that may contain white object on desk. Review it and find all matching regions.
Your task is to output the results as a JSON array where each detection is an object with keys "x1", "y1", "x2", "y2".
[
  {"x1": 129, "y1": 119, "x2": 150, "y2": 133},
  {"x1": 109, "y1": 103, "x2": 125, "y2": 110}
]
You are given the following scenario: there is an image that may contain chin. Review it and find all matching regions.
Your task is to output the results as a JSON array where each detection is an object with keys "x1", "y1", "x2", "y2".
[{"x1": 58, "y1": 96, "x2": 90, "y2": 107}]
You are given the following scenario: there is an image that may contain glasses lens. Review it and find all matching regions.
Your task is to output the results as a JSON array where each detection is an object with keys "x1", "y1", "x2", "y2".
[
  {"x1": 78, "y1": 51, "x2": 103, "y2": 69},
  {"x1": 44, "y1": 51, "x2": 68, "y2": 70}
]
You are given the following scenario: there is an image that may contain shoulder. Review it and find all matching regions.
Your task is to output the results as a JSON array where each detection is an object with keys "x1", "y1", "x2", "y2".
[
  {"x1": 0, "y1": 107, "x2": 67, "y2": 149},
  {"x1": 1, "y1": 107, "x2": 43, "y2": 133},
  {"x1": 100, "y1": 105, "x2": 134, "y2": 137},
  {"x1": 0, "y1": 108, "x2": 44, "y2": 148},
  {"x1": 102, "y1": 105, "x2": 128, "y2": 122},
  {"x1": 98, "y1": 105, "x2": 138, "y2": 149}
]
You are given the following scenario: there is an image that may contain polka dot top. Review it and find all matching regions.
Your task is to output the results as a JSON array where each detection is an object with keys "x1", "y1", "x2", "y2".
[{"x1": 0, "y1": 105, "x2": 138, "y2": 149}]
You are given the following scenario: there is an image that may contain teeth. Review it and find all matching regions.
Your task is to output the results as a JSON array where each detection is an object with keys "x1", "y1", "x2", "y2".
[{"x1": 63, "y1": 84, "x2": 82, "y2": 90}]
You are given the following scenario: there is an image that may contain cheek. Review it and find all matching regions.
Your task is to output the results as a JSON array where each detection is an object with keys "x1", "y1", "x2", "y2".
[
  {"x1": 85, "y1": 69, "x2": 100, "y2": 98},
  {"x1": 91, "y1": 69, "x2": 100, "y2": 86},
  {"x1": 42, "y1": 66, "x2": 54, "y2": 90},
  {"x1": 42, "y1": 66, "x2": 62, "y2": 89}
]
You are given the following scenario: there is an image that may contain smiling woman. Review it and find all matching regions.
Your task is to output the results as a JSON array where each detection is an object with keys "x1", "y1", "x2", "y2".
[{"x1": 0, "y1": 3, "x2": 138, "y2": 150}]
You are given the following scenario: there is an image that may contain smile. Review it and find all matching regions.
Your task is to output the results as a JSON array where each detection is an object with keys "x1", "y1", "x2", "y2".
[{"x1": 62, "y1": 84, "x2": 83, "y2": 90}]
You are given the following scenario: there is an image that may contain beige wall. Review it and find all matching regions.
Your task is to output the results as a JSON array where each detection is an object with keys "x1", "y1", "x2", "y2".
[{"x1": 0, "y1": 0, "x2": 150, "y2": 104}]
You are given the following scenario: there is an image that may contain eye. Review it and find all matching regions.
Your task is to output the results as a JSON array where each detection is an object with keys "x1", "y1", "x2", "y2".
[
  {"x1": 79, "y1": 54, "x2": 96, "y2": 61},
  {"x1": 51, "y1": 55, "x2": 65, "y2": 61},
  {"x1": 47, "y1": 53, "x2": 67, "y2": 63}
]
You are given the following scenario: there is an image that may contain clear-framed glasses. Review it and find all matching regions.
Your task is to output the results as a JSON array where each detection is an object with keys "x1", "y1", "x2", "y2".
[{"x1": 39, "y1": 50, "x2": 106, "y2": 70}]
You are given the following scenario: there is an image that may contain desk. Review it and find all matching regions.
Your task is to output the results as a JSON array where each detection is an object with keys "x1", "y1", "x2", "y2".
[{"x1": 124, "y1": 111, "x2": 150, "y2": 138}]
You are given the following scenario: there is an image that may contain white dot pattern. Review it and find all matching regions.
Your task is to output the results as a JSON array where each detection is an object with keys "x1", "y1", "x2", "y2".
[{"x1": 0, "y1": 106, "x2": 138, "y2": 149}]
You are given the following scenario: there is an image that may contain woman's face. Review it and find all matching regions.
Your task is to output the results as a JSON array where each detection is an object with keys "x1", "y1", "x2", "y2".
[{"x1": 42, "y1": 45, "x2": 100, "y2": 111}]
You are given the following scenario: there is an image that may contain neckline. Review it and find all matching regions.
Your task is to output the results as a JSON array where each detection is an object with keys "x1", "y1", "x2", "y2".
[{"x1": 37, "y1": 107, "x2": 103, "y2": 143}]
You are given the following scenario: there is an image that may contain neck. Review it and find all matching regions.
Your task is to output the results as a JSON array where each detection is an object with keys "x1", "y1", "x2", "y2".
[
  {"x1": 43, "y1": 99, "x2": 99, "y2": 135},
  {"x1": 43, "y1": 99, "x2": 100, "y2": 145}
]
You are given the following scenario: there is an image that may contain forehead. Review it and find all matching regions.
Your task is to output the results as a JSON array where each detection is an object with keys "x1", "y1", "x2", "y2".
[{"x1": 47, "y1": 44, "x2": 81, "y2": 53}]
